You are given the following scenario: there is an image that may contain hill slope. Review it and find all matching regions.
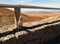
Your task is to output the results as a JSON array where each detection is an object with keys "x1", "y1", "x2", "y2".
[
  {"x1": 0, "y1": 16, "x2": 60, "y2": 44},
  {"x1": 0, "y1": 8, "x2": 59, "y2": 27}
]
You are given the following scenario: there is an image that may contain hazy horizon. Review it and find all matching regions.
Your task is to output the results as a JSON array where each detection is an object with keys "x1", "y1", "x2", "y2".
[{"x1": 1, "y1": 0, "x2": 60, "y2": 12}]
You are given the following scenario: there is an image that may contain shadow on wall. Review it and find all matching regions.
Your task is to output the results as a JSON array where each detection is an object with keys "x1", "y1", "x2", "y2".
[
  {"x1": 0, "y1": 20, "x2": 60, "y2": 37},
  {"x1": 0, "y1": 20, "x2": 60, "y2": 44}
]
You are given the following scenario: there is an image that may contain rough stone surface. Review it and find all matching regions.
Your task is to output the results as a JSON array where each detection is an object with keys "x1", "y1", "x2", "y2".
[
  {"x1": 0, "y1": 34, "x2": 17, "y2": 44},
  {"x1": 0, "y1": 16, "x2": 60, "y2": 44}
]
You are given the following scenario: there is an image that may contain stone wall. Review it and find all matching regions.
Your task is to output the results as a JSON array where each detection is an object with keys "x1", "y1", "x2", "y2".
[{"x1": 0, "y1": 16, "x2": 60, "y2": 44}]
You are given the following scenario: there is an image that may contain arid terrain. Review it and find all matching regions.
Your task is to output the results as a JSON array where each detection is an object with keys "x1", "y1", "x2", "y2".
[
  {"x1": 0, "y1": 8, "x2": 60, "y2": 44},
  {"x1": 0, "y1": 8, "x2": 60, "y2": 27}
]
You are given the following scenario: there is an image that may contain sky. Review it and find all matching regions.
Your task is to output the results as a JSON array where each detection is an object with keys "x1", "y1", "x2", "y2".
[{"x1": 0, "y1": 0, "x2": 60, "y2": 12}]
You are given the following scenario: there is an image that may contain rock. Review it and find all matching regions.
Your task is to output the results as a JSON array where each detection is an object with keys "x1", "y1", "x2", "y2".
[
  {"x1": 0, "y1": 34, "x2": 17, "y2": 44},
  {"x1": 0, "y1": 25, "x2": 15, "y2": 33},
  {"x1": 0, "y1": 16, "x2": 60, "y2": 44}
]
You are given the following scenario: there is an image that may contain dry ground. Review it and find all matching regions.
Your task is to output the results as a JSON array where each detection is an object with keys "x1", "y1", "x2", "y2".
[
  {"x1": 0, "y1": 15, "x2": 60, "y2": 44},
  {"x1": 0, "y1": 8, "x2": 60, "y2": 27},
  {"x1": 0, "y1": 8, "x2": 60, "y2": 44}
]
